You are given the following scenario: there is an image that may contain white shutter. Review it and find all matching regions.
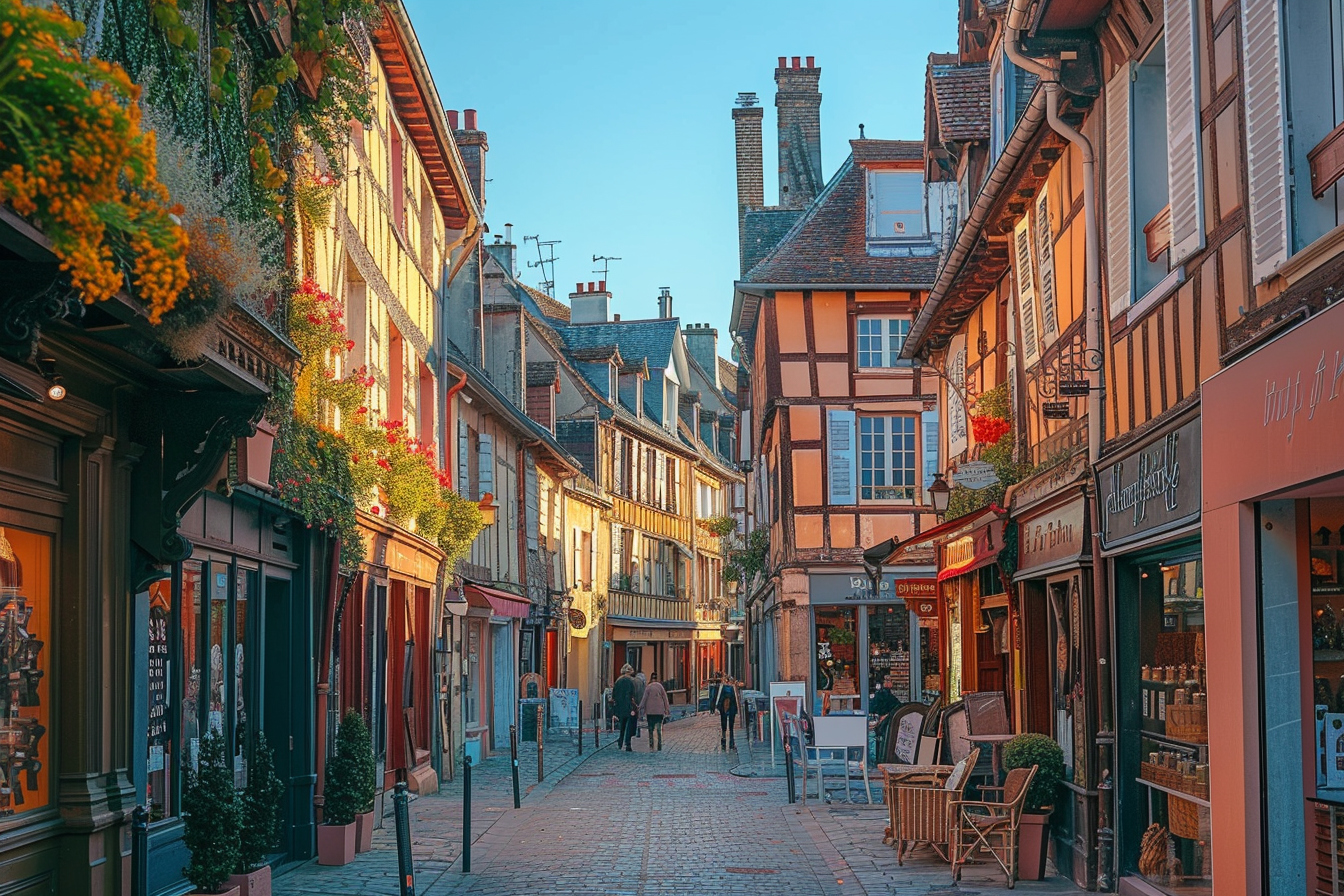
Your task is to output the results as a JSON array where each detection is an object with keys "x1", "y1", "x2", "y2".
[
  {"x1": 1013, "y1": 215, "x2": 1042, "y2": 368},
  {"x1": 921, "y1": 409, "x2": 939, "y2": 492},
  {"x1": 826, "y1": 409, "x2": 858, "y2": 505},
  {"x1": 1241, "y1": 0, "x2": 1290, "y2": 281},
  {"x1": 457, "y1": 422, "x2": 469, "y2": 498},
  {"x1": 1166, "y1": 0, "x2": 1205, "y2": 264},
  {"x1": 1105, "y1": 62, "x2": 1133, "y2": 318},
  {"x1": 1034, "y1": 186, "x2": 1061, "y2": 348},
  {"x1": 656, "y1": 451, "x2": 666, "y2": 507},
  {"x1": 478, "y1": 432, "x2": 494, "y2": 499},
  {"x1": 947, "y1": 334, "x2": 968, "y2": 458}
]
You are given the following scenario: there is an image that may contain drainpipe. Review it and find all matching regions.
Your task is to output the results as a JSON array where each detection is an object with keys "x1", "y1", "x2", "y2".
[{"x1": 1004, "y1": 5, "x2": 1114, "y2": 888}]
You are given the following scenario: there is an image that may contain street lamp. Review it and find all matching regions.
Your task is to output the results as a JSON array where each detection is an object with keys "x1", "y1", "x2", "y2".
[{"x1": 928, "y1": 473, "x2": 951, "y2": 516}]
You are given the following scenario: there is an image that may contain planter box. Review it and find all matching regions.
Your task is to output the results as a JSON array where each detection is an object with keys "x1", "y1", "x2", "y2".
[
  {"x1": 1017, "y1": 812, "x2": 1051, "y2": 881},
  {"x1": 316, "y1": 822, "x2": 356, "y2": 866},
  {"x1": 354, "y1": 811, "x2": 374, "y2": 853},
  {"x1": 226, "y1": 865, "x2": 271, "y2": 896}
]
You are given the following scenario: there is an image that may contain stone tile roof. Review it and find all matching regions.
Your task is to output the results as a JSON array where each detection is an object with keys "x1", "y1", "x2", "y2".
[
  {"x1": 716, "y1": 357, "x2": 739, "y2": 405},
  {"x1": 553, "y1": 319, "x2": 679, "y2": 370},
  {"x1": 848, "y1": 139, "x2": 925, "y2": 163},
  {"x1": 526, "y1": 361, "x2": 559, "y2": 388},
  {"x1": 741, "y1": 207, "x2": 803, "y2": 274},
  {"x1": 929, "y1": 60, "x2": 991, "y2": 142},
  {"x1": 520, "y1": 283, "x2": 571, "y2": 323},
  {"x1": 741, "y1": 155, "x2": 942, "y2": 287}
]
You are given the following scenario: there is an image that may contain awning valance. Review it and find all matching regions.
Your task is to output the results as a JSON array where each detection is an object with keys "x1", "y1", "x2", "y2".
[
  {"x1": 937, "y1": 519, "x2": 1005, "y2": 582},
  {"x1": 463, "y1": 582, "x2": 531, "y2": 619}
]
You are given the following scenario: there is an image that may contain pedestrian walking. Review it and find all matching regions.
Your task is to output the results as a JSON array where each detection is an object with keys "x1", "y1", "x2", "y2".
[
  {"x1": 714, "y1": 675, "x2": 739, "y2": 750},
  {"x1": 638, "y1": 673, "x2": 671, "y2": 751},
  {"x1": 632, "y1": 670, "x2": 647, "y2": 739},
  {"x1": 612, "y1": 664, "x2": 639, "y2": 751}
]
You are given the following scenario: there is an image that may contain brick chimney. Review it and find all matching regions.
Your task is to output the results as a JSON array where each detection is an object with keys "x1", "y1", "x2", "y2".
[
  {"x1": 732, "y1": 92, "x2": 764, "y2": 275},
  {"x1": 684, "y1": 323, "x2": 719, "y2": 390},
  {"x1": 656, "y1": 286, "x2": 674, "y2": 320},
  {"x1": 569, "y1": 281, "x2": 610, "y2": 324},
  {"x1": 775, "y1": 56, "x2": 822, "y2": 210},
  {"x1": 451, "y1": 108, "x2": 487, "y2": 207}
]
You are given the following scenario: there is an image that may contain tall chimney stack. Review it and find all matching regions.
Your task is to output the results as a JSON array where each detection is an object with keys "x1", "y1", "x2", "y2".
[
  {"x1": 775, "y1": 56, "x2": 822, "y2": 210},
  {"x1": 732, "y1": 92, "x2": 765, "y2": 276},
  {"x1": 657, "y1": 286, "x2": 674, "y2": 320},
  {"x1": 451, "y1": 109, "x2": 488, "y2": 207}
]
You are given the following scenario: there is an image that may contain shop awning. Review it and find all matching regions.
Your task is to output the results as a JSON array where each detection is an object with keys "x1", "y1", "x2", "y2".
[
  {"x1": 463, "y1": 582, "x2": 531, "y2": 619},
  {"x1": 937, "y1": 519, "x2": 1004, "y2": 582},
  {"x1": 869, "y1": 506, "x2": 1004, "y2": 568}
]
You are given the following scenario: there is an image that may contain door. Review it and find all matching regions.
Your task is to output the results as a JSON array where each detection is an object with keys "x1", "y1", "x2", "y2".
[
  {"x1": 263, "y1": 575, "x2": 299, "y2": 859},
  {"x1": 491, "y1": 622, "x2": 514, "y2": 751}
]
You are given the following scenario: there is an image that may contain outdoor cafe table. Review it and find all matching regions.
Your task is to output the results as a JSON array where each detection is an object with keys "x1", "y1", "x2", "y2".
[
  {"x1": 961, "y1": 732, "x2": 1014, "y2": 784},
  {"x1": 878, "y1": 763, "x2": 961, "y2": 863}
]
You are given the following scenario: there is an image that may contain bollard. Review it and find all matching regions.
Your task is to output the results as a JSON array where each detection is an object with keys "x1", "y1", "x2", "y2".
[
  {"x1": 536, "y1": 704, "x2": 545, "y2": 782},
  {"x1": 131, "y1": 805, "x2": 149, "y2": 896},
  {"x1": 394, "y1": 781, "x2": 416, "y2": 896},
  {"x1": 577, "y1": 700, "x2": 583, "y2": 756},
  {"x1": 509, "y1": 724, "x2": 520, "y2": 809},
  {"x1": 784, "y1": 739, "x2": 797, "y2": 804},
  {"x1": 461, "y1": 756, "x2": 472, "y2": 873},
  {"x1": 594, "y1": 702, "x2": 600, "y2": 749}
]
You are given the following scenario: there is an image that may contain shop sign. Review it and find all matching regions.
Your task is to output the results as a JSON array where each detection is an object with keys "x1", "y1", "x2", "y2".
[
  {"x1": 1017, "y1": 495, "x2": 1087, "y2": 577},
  {"x1": 896, "y1": 579, "x2": 939, "y2": 619},
  {"x1": 1099, "y1": 417, "x2": 1201, "y2": 550},
  {"x1": 948, "y1": 334, "x2": 969, "y2": 457},
  {"x1": 938, "y1": 521, "x2": 1003, "y2": 581},
  {"x1": 952, "y1": 460, "x2": 999, "y2": 490},
  {"x1": 148, "y1": 605, "x2": 169, "y2": 743},
  {"x1": 1012, "y1": 453, "x2": 1089, "y2": 512},
  {"x1": 567, "y1": 607, "x2": 587, "y2": 629},
  {"x1": 611, "y1": 627, "x2": 692, "y2": 641},
  {"x1": 809, "y1": 572, "x2": 932, "y2": 605}
]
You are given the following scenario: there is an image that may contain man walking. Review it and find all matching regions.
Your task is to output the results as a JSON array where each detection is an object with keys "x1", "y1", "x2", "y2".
[
  {"x1": 639, "y1": 673, "x2": 671, "y2": 751},
  {"x1": 612, "y1": 664, "x2": 639, "y2": 751},
  {"x1": 713, "y1": 675, "x2": 739, "y2": 750}
]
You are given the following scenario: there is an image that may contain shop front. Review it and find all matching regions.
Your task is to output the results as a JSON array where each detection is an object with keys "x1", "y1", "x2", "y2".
[
  {"x1": 461, "y1": 581, "x2": 528, "y2": 757},
  {"x1": 1202, "y1": 300, "x2": 1344, "y2": 896},
  {"x1": 808, "y1": 570, "x2": 936, "y2": 716},
  {"x1": 1098, "y1": 413, "x2": 1205, "y2": 895},
  {"x1": 1010, "y1": 455, "x2": 1096, "y2": 888},
  {"x1": 935, "y1": 511, "x2": 1008, "y2": 709},
  {"x1": 608, "y1": 623, "x2": 693, "y2": 706}
]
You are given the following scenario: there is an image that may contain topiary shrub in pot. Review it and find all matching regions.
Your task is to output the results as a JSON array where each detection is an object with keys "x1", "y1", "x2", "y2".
[
  {"x1": 320, "y1": 710, "x2": 370, "y2": 865},
  {"x1": 183, "y1": 731, "x2": 243, "y2": 895},
  {"x1": 1003, "y1": 732, "x2": 1067, "y2": 881},
  {"x1": 339, "y1": 711, "x2": 378, "y2": 852},
  {"x1": 230, "y1": 732, "x2": 284, "y2": 896}
]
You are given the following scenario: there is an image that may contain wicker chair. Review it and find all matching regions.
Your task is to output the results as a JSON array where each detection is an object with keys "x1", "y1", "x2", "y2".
[
  {"x1": 950, "y1": 764, "x2": 1038, "y2": 888},
  {"x1": 883, "y1": 747, "x2": 980, "y2": 864}
]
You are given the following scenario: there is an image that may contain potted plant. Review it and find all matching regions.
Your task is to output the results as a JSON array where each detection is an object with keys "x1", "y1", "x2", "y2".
[
  {"x1": 319, "y1": 710, "x2": 367, "y2": 865},
  {"x1": 340, "y1": 711, "x2": 378, "y2": 852},
  {"x1": 1002, "y1": 732, "x2": 1067, "y2": 881},
  {"x1": 230, "y1": 732, "x2": 284, "y2": 895},
  {"x1": 182, "y1": 731, "x2": 243, "y2": 895}
]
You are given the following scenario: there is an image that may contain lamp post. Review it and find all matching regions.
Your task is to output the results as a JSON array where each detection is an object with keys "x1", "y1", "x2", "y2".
[{"x1": 928, "y1": 472, "x2": 951, "y2": 518}]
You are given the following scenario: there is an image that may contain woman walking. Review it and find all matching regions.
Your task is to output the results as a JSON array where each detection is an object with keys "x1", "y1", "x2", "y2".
[
  {"x1": 714, "y1": 675, "x2": 739, "y2": 750},
  {"x1": 639, "y1": 673, "x2": 671, "y2": 751}
]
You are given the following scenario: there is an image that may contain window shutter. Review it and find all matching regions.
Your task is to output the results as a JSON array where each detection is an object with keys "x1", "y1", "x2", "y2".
[
  {"x1": 477, "y1": 432, "x2": 493, "y2": 499},
  {"x1": 1034, "y1": 186, "x2": 1061, "y2": 348},
  {"x1": 524, "y1": 453, "x2": 538, "y2": 552},
  {"x1": 921, "y1": 409, "x2": 939, "y2": 493},
  {"x1": 612, "y1": 523, "x2": 622, "y2": 580},
  {"x1": 1165, "y1": 0, "x2": 1205, "y2": 264},
  {"x1": 1241, "y1": 0, "x2": 1290, "y2": 281},
  {"x1": 457, "y1": 422, "x2": 469, "y2": 498},
  {"x1": 656, "y1": 452, "x2": 666, "y2": 507},
  {"x1": 826, "y1": 409, "x2": 858, "y2": 505},
  {"x1": 1013, "y1": 215, "x2": 1042, "y2": 368},
  {"x1": 1105, "y1": 63, "x2": 1133, "y2": 317}
]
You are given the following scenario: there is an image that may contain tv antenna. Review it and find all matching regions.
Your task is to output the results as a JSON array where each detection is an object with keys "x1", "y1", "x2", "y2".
[
  {"x1": 524, "y1": 235, "x2": 561, "y2": 296},
  {"x1": 592, "y1": 255, "x2": 622, "y2": 283}
]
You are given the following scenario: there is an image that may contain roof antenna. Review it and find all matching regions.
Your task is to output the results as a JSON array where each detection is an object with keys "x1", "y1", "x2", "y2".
[
  {"x1": 524, "y1": 234, "x2": 561, "y2": 296},
  {"x1": 592, "y1": 255, "x2": 622, "y2": 285},
  {"x1": 859, "y1": 123, "x2": 865, "y2": 138}
]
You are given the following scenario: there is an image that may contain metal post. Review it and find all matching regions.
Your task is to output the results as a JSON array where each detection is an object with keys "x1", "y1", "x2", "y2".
[
  {"x1": 784, "y1": 739, "x2": 796, "y2": 804},
  {"x1": 394, "y1": 782, "x2": 416, "y2": 896},
  {"x1": 577, "y1": 700, "x2": 583, "y2": 756},
  {"x1": 536, "y1": 704, "x2": 545, "y2": 782},
  {"x1": 131, "y1": 805, "x2": 149, "y2": 896},
  {"x1": 593, "y1": 702, "x2": 599, "y2": 749},
  {"x1": 509, "y1": 724, "x2": 520, "y2": 809},
  {"x1": 461, "y1": 756, "x2": 472, "y2": 874}
]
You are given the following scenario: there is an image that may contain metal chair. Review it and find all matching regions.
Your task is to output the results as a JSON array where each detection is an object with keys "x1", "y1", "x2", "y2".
[
  {"x1": 950, "y1": 764, "x2": 1038, "y2": 888},
  {"x1": 883, "y1": 746, "x2": 981, "y2": 864},
  {"x1": 804, "y1": 714, "x2": 873, "y2": 803}
]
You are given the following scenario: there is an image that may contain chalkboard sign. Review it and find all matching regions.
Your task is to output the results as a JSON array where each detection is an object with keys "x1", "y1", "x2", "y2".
[
  {"x1": 549, "y1": 688, "x2": 579, "y2": 730},
  {"x1": 894, "y1": 712, "x2": 922, "y2": 763}
]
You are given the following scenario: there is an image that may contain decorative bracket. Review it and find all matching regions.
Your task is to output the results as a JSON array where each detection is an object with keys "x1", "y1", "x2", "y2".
[{"x1": 0, "y1": 263, "x2": 81, "y2": 363}]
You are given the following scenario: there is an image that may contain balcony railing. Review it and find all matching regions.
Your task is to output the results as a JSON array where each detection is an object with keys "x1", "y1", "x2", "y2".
[{"x1": 607, "y1": 588, "x2": 693, "y2": 623}]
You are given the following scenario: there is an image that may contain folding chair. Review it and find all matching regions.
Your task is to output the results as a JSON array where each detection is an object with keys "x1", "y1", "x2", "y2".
[
  {"x1": 808, "y1": 715, "x2": 873, "y2": 803},
  {"x1": 950, "y1": 764, "x2": 1038, "y2": 888}
]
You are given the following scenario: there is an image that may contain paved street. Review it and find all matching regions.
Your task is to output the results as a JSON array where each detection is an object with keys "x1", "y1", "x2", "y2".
[{"x1": 274, "y1": 713, "x2": 1087, "y2": 896}]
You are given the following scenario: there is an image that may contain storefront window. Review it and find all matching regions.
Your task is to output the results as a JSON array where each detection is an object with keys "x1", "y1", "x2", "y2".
[
  {"x1": 1134, "y1": 556, "x2": 1210, "y2": 891},
  {"x1": 208, "y1": 562, "x2": 227, "y2": 735},
  {"x1": 182, "y1": 561, "x2": 202, "y2": 771},
  {"x1": 147, "y1": 578, "x2": 173, "y2": 820},
  {"x1": 234, "y1": 567, "x2": 255, "y2": 788},
  {"x1": 0, "y1": 526, "x2": 51, "y2": 817},
  {"x1": 1311, "y1": 498, "x2": 1344, "y2": 800},
  {"x1": 919, "y1": 624, "x2": 941, "y2": 704},
  {"x1": 815, "y1": 606, "x2": 859, "y2": 713},
  {"x1": 867, "y1": 605, "x2": 911, "y2": 708}
]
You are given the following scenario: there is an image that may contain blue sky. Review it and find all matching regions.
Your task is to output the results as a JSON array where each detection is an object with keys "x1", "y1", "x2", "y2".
[{"x1": 408, "y1": 1, "x2": 956, "y2": 345}]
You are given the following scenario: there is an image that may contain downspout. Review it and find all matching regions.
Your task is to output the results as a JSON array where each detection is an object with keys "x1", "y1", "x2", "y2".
[{"x1": 1004, "y1": 4, "x2": 1114, "y2": 888}]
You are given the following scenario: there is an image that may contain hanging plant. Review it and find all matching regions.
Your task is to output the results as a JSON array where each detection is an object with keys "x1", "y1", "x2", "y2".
[
  {"x1": 970, "y1": 413, "x2": 1011, "y2": 445},
  {"x1": 702, "y1": 515, "x2": 737, "y2": 538}
]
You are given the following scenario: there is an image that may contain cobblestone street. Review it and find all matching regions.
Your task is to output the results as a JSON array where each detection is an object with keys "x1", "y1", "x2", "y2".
[{"x1": 274, "y1": 713, "x2": 1087, "y2": 896}]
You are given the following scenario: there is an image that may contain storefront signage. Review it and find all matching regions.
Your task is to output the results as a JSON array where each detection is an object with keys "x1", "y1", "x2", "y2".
[
  {"x1": 952, "y1": 460, "x2": 999, "y2": 490},
  {"x1": 1011, "y1": 453, "x2": 1089, "y2": 512},
  {"x1": 567, "y1": 607, "x2": 587, "y2": 629},
  {"x1": 1017, "y1": 495, "x2": 1087, "y2": 577},
  {"x1": 938, "y1": 521, "x2": 1003, "y2": 582},
  {"x1": 896, "y1": 579, "x2": 939, "y2": 619},
  {"x1": 809, "y1": 572, "x2": 933, "y2": 605},
  {"x1": 948, "y1": 334, "x2": 969, "y2": 457},
  {"x1": 1099, "y1": 417, "x2": 1201, "y2": 550},
  {"x1": 610, "y1": 627, "x2": 692, "y2": 641}
]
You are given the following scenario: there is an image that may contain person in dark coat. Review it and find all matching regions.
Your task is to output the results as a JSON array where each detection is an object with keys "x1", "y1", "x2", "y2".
[
  {"x1": 714, "y1": 675, "x2": 739, "y2": 750},
  {"x1": 632, "y1": 671, "x2": 647, "y2": 738},
  {"x1": 612, "y1": 664, "x2": 639, "y2": 751}
]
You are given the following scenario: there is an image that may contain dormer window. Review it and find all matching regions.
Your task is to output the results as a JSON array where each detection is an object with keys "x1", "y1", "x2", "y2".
[{"x1": 866, "y1": 170, "x2": 926, "y2": 241}]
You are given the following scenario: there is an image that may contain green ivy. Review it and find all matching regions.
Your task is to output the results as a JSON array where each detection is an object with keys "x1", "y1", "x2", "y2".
[{"x1": 723, "y1": 527, "x2": 769, "y2": 586}]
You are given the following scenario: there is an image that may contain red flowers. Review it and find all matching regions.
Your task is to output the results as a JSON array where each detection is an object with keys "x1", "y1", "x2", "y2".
[{"x1": 970, "y1": 414, "x2": 1011, "y2": 445}]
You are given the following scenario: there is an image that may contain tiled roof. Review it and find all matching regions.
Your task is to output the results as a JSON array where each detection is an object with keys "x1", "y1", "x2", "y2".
[
  {"x1": 716, "y1": 357, "x2": 739, "y2": 406},
  {"x1": 848, "y1": 139, "x2": 924, "y2": 163},
  {"x1": 554, "y1": 319, "x2": 679, "y2": 370},
  {"x1": 930, "y1": 60, "x2": 990, "y2": 142},
  {"x1": 741, "y1": 207, "x2": 803, "y2": 274},
  {"x1": 569, "y1": 345, "x2": 622, "y2": 364},
  {"x1": 520, "y1": 283, "x2": 571, "y2": 323},
  {"x1": 741, "y1": 156, "x2": 942, "y2": 287},
  {"x1": 526, "y1": 361, "x2": 559, "y2": 388}
]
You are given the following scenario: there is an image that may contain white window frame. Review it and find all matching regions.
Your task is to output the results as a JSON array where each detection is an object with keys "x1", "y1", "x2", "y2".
[
  {"x1": 855, "y1": 316, "x2": 912, "y2": 369},
  {"x1": 858, "y1": 415, "x2": 918, "y2": 503},
  {"x1": 866, "y1": 170, "x2": 928, "y2": 241}
]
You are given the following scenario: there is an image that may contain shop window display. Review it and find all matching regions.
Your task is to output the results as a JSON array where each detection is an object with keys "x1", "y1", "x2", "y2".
[
  {"x1": 867, "y1": 605, "x2": 912, "y2": 707},
  {"x1": 0, "y1": 527, "x2": 50, "y2": 817},
  {"x1": 147, "y1": 578, "x2": 173, "y2": 820},
  {"x1": 1133, "y1": 556, "x2": 1210, "y2": 892},
  {"x1": 815, "y1": 606, "x2": 859, "y2": 713},
  {"x1": 1311, "y1": 499, "x2": 1344, "y2": 797}
]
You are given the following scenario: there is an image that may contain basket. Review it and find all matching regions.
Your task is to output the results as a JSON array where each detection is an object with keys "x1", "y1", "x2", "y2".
[
  {"x1": 1165, "y1": 704, "x2": 1208, "y2": 744},
  {"x1": 1168, "y1": 795, "x2": 1201, "y2": 840}
]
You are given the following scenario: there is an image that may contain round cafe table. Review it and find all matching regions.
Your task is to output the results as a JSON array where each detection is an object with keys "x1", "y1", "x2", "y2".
[{"x1": 961, "y1": 732, "x2": 1015, "y2": 784}]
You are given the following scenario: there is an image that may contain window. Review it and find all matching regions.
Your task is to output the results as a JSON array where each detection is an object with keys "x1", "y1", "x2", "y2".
[
  {"x1": 1283, "y1": 1, "x2": 1344, "y2": 251},
  {"x1": 0, "y1": 526, "x2": 51, "y2": 819},
  {"x1": 990, "y1": 49, "x2": 1023, "y2": 162},
  {"x1": 859, "y1": 415, "x2": 917, "y2": 501},
  {"x1": 866, "y1": 171, "x2": 926, "y2": 240},
  {"x1": 856, "y1": 317, "x2": 911, "y2": 368}
]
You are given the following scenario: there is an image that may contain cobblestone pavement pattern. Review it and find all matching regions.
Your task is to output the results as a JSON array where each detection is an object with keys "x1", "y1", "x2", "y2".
[{"x1": 274, "y1": 713, "x2": 1088, "y2": 896}]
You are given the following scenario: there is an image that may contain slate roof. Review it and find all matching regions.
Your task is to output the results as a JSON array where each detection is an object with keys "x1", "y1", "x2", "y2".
[
  {"x1": 848, "y1": 139, "x2": 925, "y2": 164},
  {"x1": 741, "y1": 154, "x2": 942, "y2": 287},
  {"x1": 553, "y1": 319, "x2": 679, "y2": 371},
  {"x1": 741, "y1": 207, "x2": 803, "y2": 274},
  {"x1": 526, "y1": 361, "x2": 559, "y2": 388},
  {"x1": 930, "y1": 60, "x2": 991, "y2": 142},
  {"x1": 716, "y1": 357, "x2": 739, "y2": 406},
  {"x1": 520, "y1": 283, "x2": 571, "y2": 323}
]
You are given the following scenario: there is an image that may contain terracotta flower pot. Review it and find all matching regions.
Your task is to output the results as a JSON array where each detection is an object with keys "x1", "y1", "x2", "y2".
[
  {"x1": 354, "y1": 810, "x2": 374, "y2": 853},
  {"x1": 316, "y1": 822, "x2": 356, "y2": 866},
  {"x1": 196, "y1": 887, "x2": 240, "y2": 896},
  {"x1": 226, "y1": 865, "x2": 271, "y2": 896},
  {"x1": 1017, "y1": 811, "x2": 1051, "y2": 880}
]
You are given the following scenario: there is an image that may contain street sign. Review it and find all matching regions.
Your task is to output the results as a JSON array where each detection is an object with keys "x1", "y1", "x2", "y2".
[
  {"x1": 951, "y1": 460, "x2": 999, "y2": 490},
  {"x1": 1043, "y1": 401, "x2": 1072, "y2": 419},
  {"x1": 1059, "y1": 380, "x2": 1090, "y2": 397}
]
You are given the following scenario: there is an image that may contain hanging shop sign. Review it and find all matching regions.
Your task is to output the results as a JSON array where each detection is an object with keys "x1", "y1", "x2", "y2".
[
  {"x1": 938, "y1": 521, "x2": 1003, "y2": 582},
  {"x1": 809, "y1": 571, "x2": 935, "y2": 605},
  {"x1": 896, "y1": 579, "x2": 940, "y2": 619},
  {"x1": 567, "y1": 607, "x2": 587, "y2": 629},
  {"x1": 1098, "y1": 416, "x2": 1201, "y2": 550},
  {"x1": 1017, "y1": 494, "x2": 1088, "y2": 579},
  {"x1": 952, "y1": 460, "x2": 1000, "y2": 490}
]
